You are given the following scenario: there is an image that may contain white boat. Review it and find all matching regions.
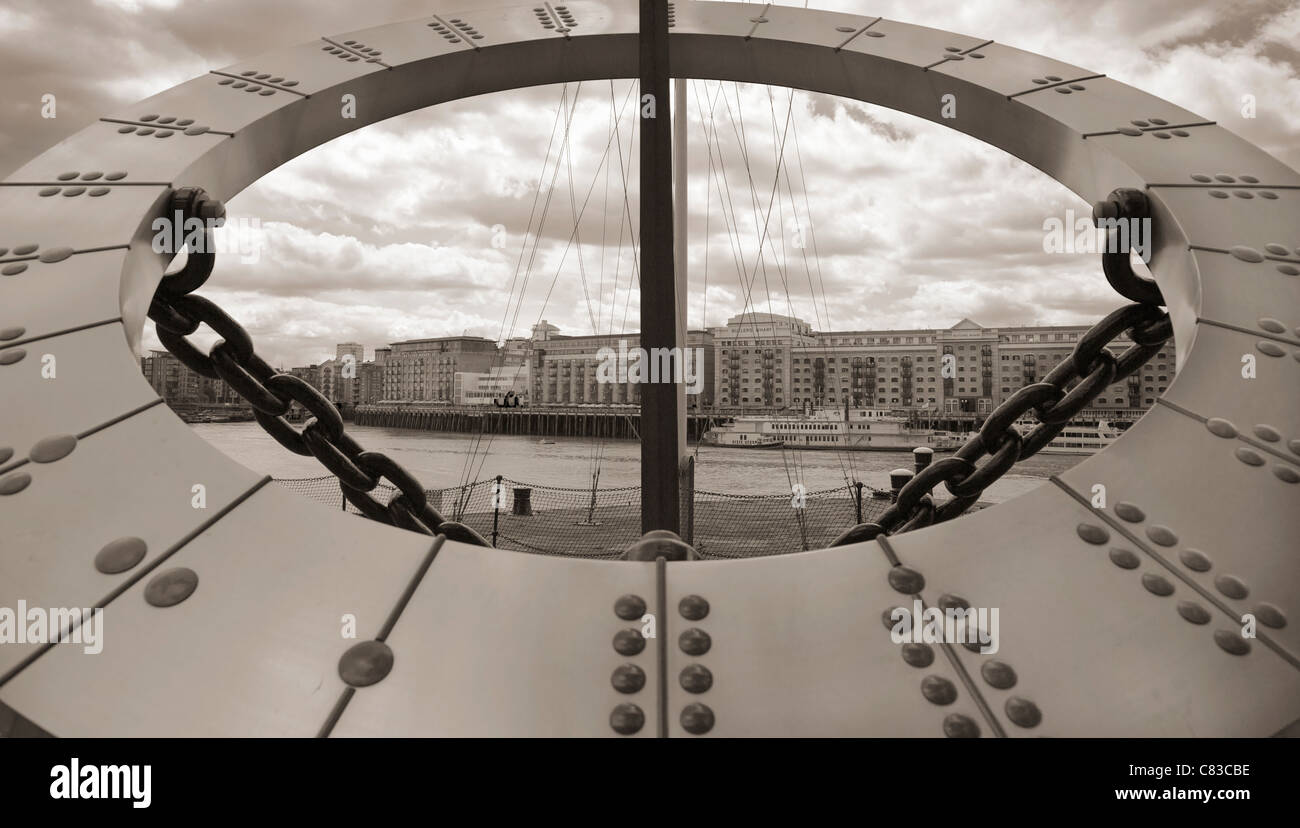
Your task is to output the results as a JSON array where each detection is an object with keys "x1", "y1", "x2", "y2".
[
  {"x1": 703, "y1": 407, "x2": 960, "y2": 451},
  {"x1": 1014, "y1": 417, "x2": 1126, "y2": 455}
]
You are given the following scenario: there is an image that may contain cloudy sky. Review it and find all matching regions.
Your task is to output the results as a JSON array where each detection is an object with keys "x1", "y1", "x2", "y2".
[{"x1": 3, "y1": 0, "x2": 1297, "y2": 369}]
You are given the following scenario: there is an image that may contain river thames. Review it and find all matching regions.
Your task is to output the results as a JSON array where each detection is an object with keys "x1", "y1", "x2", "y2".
[{"x1": 192, "y1": 422, "x2": 1085, "y2": 502}]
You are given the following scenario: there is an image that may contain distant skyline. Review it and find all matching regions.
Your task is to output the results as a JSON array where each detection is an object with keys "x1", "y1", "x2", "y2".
[{"x1": 3, "y1": 0, "x2": 1297, "y2": 368}]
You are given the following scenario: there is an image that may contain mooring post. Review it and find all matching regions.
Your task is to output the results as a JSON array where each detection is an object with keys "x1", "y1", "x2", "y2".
[
  {"x1": 639, "y1": 0, "x2": 684, "y2": 533},
  {"x1": 853, "y1": 481, "x2": 864, "y2": 523}
]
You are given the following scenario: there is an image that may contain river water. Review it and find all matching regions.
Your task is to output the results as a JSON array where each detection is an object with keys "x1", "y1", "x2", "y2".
[{"x1": 192, "y1": 422, "x2": 1084, "y2": 503}]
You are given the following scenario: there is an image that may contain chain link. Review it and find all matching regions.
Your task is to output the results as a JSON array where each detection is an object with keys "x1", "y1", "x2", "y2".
[
  {"x1": 830, "y1": 299, "x2": 1171, "y2": 546},
  {"x1": 146, "y1": 189, "x2": 487, "y2": 544}
]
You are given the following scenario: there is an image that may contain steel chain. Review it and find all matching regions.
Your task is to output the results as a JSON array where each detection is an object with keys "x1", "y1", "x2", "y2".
[
  {"x1": 831, "y1": 300, "x2": 1171, "y2": 546},
  {"x1": 146, "y1": 189, "x2": 486, "y2": 544}
]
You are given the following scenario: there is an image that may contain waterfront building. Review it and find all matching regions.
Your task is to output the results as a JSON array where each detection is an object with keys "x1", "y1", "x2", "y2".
[
  {"x1": 140, "y1": 350, "x2": 240, "y2": 405},
  {"x1": 454, "y1": 364, "x2": 531, "y2": 406},
  {"x1": 711, "y1": 312, "x2": 1174, "y2": 417},
  {"x1": 383, "y1": 335, "x2": 499, "y2": 402}
]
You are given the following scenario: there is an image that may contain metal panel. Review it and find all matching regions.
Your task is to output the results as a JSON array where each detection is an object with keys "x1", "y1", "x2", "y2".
[
  {"x1": 1060, "y1": 404, "x2": 1300, "y2": 661},
  {"x1": 0, "y1": 323, "x2": 159, "y2": 475},
  {"x1": 0, "y1": 483, "x2": 433, "y2": 736},
  {"x1": 1162, "y1": 323, "x2": 1298, "y2": 438},
  {"x1": 886, "y1": 483, "x2": 1300, "y2": 737},
  {"x1": 0, "y1": 404, "x2": 264, "y2": 678},
  {"x1": 0, "y1": 248, "x2": 129, "y2": 347},
  {"x1": 1010, "y1": 75, "x2": 1206, "y2": 138},
  {"x1": 664, "y1": 545, "x2": 991, "y2": 737},
  {"x1": 932, "y1": 42, "x2": 1094, "y2": 98},
  {"x1": 330, "y1": 544, "x2": 660, "y2": 737},
  {"x1": 1192, "y1": 248, "x2": 1300, "y2": 346}
]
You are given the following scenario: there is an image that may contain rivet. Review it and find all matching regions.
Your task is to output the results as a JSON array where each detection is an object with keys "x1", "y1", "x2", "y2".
[
  {"x1": 1, "y1": 265, "x2": 28, "y2": 277},
  {"x1": 1206, "y1": 418, "x2": 1237, "y2": 438},
  {"x1": 89, "y1": 187, "x2": 109, "y2": 197},
  {"x1": 611, "y1": 663, "x2": 646, "y2": 694},
  {"x1": 0, "y1": 447, "x2": 10, "y2": 464},
  {"x1": 140, "y1": 113, "x2": 159, "y2": 120},
  {"x1": 11, "y1": 244, "x2": 37, "y2": 255},
  {"x1": 1274, "y1": 466, "x2": 1300, "y2": 484},
  {"x1": 680, "y1": 702, "x2": 715, "y2": 735},
  {"x1": 981, "y1": 660, "x2": 1017, "y2": 689},
  {"x1": 1255, "y1": 603, "x2": 1286, "y2": 629},
  {"x1": 678, "y1": 594, "x2": 709, "y2": 620},
  {"x1": 1229, "y1": 245, "x2": 1264, "y2": 263},
  {"x1": 1253, "y1": 424, "x2": 1281, "y2": 441},
  {"x1": 184, "y1": 126, "x2": 210, "y2": 136},
  {"x1": 1077, "y1": 523, "x2": 1109, "y2": 545},
  {"x1": 1235, "y1": 447, "x2": 1265, "y2": 466},
  {"x1": 1114, "y1": 502, "x2": 1145, "y2": 522},
  {"x1": 1118, "y1": 127, "x2": 1142, "y2": 136},
  {"x1": 1214, "y1": 574, "x2": 1249, "y2": 600},
  {"x1": 337, "y1": 640, "x2": 394, "y2": 687},
  {"x1": 888, "y1": 566, "x2": 925, "y2": 594},
  {"x1": 1190, "y1": 174, "x2": 1211, "y2": 182},
  {"x1": 943, "y1": 713, "x2": 980, "y2": 738},
  {"x1": 1179, "y1": 548, "x2": 1212, "y2": 572},
  {"x1": 1146, "y1": 525, "x2": 1177, "y2": 547},
  {"x1": 1239, "y1": 174, "x2": 1259, "y2": 182},
  {"x1": 155, "y1": 131, "x2": 173, "y2": 138},
  {"x1": 1279, "y1": 265, "x2": 1300, "y2": 276},
  {"x1": 679, "y1": 664, "x2": 713, "y2": 693},
  {"x1": 1177, "y1": 601, "x2": 1211, "y2": 625},
  {"x1": 865, "y1": 30, "x2": 884, "y2": 37},
  {"x1": 61, "y1": 187, "x2": 85, "y2": 197},
  {"x1": 1256, "y1": 341, "x2": 1284, "y2": 357},
  {"x1": 94, "y1": 537, "x2": 147, "y2": 574},
  {"x1": 609, "y1": 703, "x2": 644, "y2": 735},
  {"x1": 105, "y1": 171, "x2": 127, "y2": 180},
  {"x1": 882, "y1": 607, "x2": 907, "y2": 631},
  {"x1": 901, "y1": 643, "x2": 934, "y2": 668},
  {"x1": 835, "y1": 25, "x2": 855, "y2": 32},
  {"x1": 1005, "y1": 697, "x2": 1043, "y2": 728},
  {"x1": 937, "y1": 593, "x2": 970, "y2": 611},
  {"x1": 1148, "y1": 117, "x2": 1169, "y2": 125},
  {"x1": 1215, "y1": 173, "x2": 1236, "y2": 183},
  {"x1": 0, "y1": 348, "x2": 27, "y2": 363},
  {"x1": 1213, "y1": 629, "x2": 1251, "y2": 656},
  {"x1": 1262, "y1": 247, "x2": 1290, "y2": 259},
  {"x1": 1132, "y1": 120, "x2": 1150, "y2": 128},
  {"x1": 56, "y1": 171, "x2": 78, "y2": 181},
  {"x1": 1141, "y1": 572, "x2": 1175, "y2": 597},
  {"x1": 1109, "y1": 548, "x2": 1140, "y2": 569},
  {"x1": 143, "y1": 567, "x2": 198, "y2": 607},
  {"x1": 1209, "y1": 190, "x2": 1229, "y2": 199},
  {"x1": 0, "y1": 472, "x2": 31, "y2": 495},
  {"x1": 37, "y1": 246, "x2": 74, "y2": 263},
  {"x1": 0, "y1": 327, "x2": 24, "y2": 340},
  {"x1": 921, "y1": 675, "x2": 957, "y2": 705},
  {"x1": 679, "y1": 627, "x2": 711, "y2": 656},
  {"x1": 1290, "y1": 439, "x2": 1300, "y2": 456},
  {"x1": 1233, "y1": 190, "x2": 1254, "y2": 199},
  {"x1": 39, "y1": 187, "x2": 61, "y2": 196},
  {"x1": 614, "y1": 594, "x2": 646, "y2": 620},
  {"x1": 613, "y1": 628, "x2": 645, "y2": 655},
  {"x1": 29, "y1": 434, "x2": 77, "y2": 463}
]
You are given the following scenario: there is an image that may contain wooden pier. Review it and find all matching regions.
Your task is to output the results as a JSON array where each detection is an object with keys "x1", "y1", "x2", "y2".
[{"x1": 352, "y1": 404, "x2": 723, "y2": 442}]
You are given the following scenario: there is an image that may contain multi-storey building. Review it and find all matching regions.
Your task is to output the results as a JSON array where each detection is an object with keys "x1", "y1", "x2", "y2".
[
  {"x1": 140, "y1": 350, "x2": 240, "y2": 405},
  {"x1": 519, "y1": 322, "x2": 714, "y2": 409},
  {"x1": 383, "y1": 336, "x2": 499, "y2": 402},
  {"x1": 713, "y1": 313, "x2": 1175, "y2": 416}
]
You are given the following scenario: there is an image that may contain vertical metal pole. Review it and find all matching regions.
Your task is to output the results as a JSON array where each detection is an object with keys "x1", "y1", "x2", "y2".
[
  {"x1": 492, "y1": 474, "x2": 502, "y2": 547},
  {"x1": 640, "y1": 0, "x2": 683, "y2": 533}
]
